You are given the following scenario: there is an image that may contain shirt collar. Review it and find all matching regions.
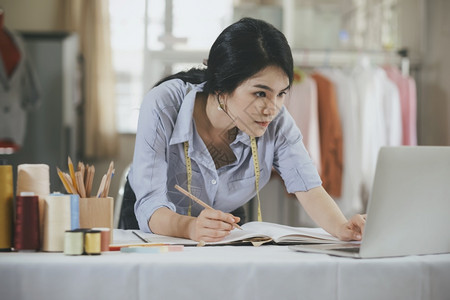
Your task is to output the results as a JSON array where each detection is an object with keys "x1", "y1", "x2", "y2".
[
  {"x1": 169, "y1": 81, "x2": 254, "y2": 149},
  {"x1": 169, "y1": 82, "x2": 205, "y2": 146},
  {"x1": 232, "y1": 130, "x2": 252, "y2": 147}
]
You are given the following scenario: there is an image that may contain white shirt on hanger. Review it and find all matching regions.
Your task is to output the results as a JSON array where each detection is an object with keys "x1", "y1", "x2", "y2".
[
  {"x1": 382, "y1": 73, "x2": 403, "y2": 146},
  {"x1": 347, "y1": 57, "x2": 387, "y2": 206},
  {"x1": 317, "y1": 68, "x2": 364, "y2": 217}
]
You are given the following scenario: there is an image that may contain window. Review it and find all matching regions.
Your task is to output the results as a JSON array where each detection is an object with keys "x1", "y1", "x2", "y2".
[
  {"x1": 109, "y1": 0, "x2": 233, "y2": 133},
  {"x1": 110, "y1": 0, "x2": 401, "y2": 133}
]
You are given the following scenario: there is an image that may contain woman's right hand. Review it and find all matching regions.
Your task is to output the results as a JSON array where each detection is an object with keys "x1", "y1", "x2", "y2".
[{"x1": 189, "y1": 208, "x2": 240, "y2": 242}]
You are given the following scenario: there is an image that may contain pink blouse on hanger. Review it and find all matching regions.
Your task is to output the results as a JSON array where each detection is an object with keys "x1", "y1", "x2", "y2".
[
  {"x1": 284, "y1": 74, "x2": 321, "y2": 174},
  {"x1": 383, "y1": 66, "x2": 417, "y2": 145}
]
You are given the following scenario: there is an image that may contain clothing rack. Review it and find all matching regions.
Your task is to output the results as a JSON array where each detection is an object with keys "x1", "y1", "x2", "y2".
[{"x1": 291, "y1": 48, "x2": 419, "y2": 77}]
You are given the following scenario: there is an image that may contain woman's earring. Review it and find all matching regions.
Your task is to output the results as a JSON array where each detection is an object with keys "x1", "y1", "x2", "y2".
[{"x1": 217, "y1": 95, "x2": 224, "y2": 111}]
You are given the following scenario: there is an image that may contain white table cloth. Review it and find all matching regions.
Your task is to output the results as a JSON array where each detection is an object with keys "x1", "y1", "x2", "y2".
[{"x1": 1, "y1": 232, "x2": 449, "y2": 300}]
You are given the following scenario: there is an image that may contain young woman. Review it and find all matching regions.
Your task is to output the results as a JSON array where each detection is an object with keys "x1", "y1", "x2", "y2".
[{"x1": 123, "y1": 17, "x2": 366, "y2": 242}]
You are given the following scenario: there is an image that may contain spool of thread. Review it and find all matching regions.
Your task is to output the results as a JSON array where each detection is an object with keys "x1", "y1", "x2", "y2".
[
  {"x1": 14, "y1": 194, "x2": 40, "y2": 251},
  {"x1": 93, "y1": 227, "x2": 110, "y2": 252},
  {"x1": 16, "y1": 164, "x2": 50, "y2": 197},
  {"x1": 84, "y1": 230, "x2": 101, "y2": 255},
  {"x1": 0, "y1": 165, "x2": 14, "y2": 250},
  {"x1": 70, "y1": 194, "x2": 80, "y2": 230},
  {"x1": 17, "y1": 164, "x2": 50, "y2": 248},
  {"x1": 64, "y1": 230, "x2": 84, "y2": 255},
  {"x1": 42, "y1": 194, "x2": 72, "y2": 252}
]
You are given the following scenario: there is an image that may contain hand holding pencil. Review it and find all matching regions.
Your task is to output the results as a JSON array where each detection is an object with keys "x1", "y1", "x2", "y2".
[{"x1": 174, "y1": 185, "x2": 242, "y2": 231}]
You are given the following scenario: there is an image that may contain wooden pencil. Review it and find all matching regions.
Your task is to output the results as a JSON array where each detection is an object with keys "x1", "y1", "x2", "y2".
[
  {"x1": 97, "y1": 174, "x2": 107, "y2": 198},
  {"x1": 174, "y1": 184, "x2": 242, "y2": 230},
  {"x1": 57, "y1": 167, "x2": 71, "y2": 194},
  {"x1": 85, "y1": 165, "x2": 95, "y2": 197},
  {"x1": 78, "y1": 161, "x2": 85, "y2": 182},
  {"x1": 63, "y1": 172, "x2": 77, "y2": 195},
  {"x1": 102, "y1": 161, "x2": 114, "y2": 197},
  {"x1": 75, "y1": 171, "x2": 87, "y2": 198},
  {"x1": 68, "y1": 156, "x2": 78, "y2": 192}
]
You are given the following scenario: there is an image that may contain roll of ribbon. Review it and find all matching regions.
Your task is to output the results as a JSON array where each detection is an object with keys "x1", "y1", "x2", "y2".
[
  {"x1": 16, "y1": 164, "x2": 50, "y2": 197},
  {"x1": 84, "y1": 230, "x2": 101, "y2": 255},
  {"x1": 14, "y1": 195, "x2": 40, "y2": 251},
  {"x1": 0, "y1": 165, "x2": 14, "y2": 250},
  {"x1": 64, "y1": 230, "x2": 84, "y2": 255},
  {"x1": 42, "y1": 194, "x2": 72, "y2": 252}
]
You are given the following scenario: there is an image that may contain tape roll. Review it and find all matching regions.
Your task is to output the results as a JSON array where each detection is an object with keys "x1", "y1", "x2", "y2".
[{"x1": 0, "y1": 165, "x2": 13, "y2": 250}]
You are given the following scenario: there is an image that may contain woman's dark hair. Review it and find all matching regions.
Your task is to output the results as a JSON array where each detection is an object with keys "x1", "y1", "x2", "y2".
[{"x1": 155, "y1": 17, "x2": 293, "y2": 94}]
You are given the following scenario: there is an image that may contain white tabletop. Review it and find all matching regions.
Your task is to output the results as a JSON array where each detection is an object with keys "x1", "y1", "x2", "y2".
[{"x1": 1, "y1": 243, "x2": 449, "y2": 300}]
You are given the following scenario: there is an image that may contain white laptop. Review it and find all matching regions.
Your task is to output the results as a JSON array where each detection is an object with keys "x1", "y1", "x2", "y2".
[{"x1": 289, "y1": 146, "x2": 450, "y2": 258}]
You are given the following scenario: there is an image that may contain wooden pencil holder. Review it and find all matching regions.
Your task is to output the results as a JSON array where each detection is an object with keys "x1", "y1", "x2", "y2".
[{"x1": 79, "y1": 197, "x2": 114, "y2": 241}]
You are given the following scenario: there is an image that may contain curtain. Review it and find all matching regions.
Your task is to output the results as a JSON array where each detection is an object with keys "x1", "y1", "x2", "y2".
[{"x1": 62, "y1": 0, "x2": 118, "y2": 158}]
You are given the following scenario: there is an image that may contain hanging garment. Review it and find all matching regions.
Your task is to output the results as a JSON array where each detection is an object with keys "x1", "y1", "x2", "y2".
[
  {"x1": 317, "y1": 68, "x2": 363, "y2": 217},
  {"x1": 0, "y1": 29, "x2": 40, "y2": 148},
  {"x1": 311, "y1": 72, "x2": 343, "y2": 198},
  {"x1": 383, "y1": 65, "x2": 417, "y2": 145},
  {"x1": 284, "y1": 74, "x2": 321, "y2": 173},
  {"x1": 381, "y1": 73, "x2": 403, "y2": 146},
  {"x1": 348, "y1": 57, "x2": 402, "y2": 207},
  {"x1": 348, "y1": 58, "x2": 385, "y2": 206}
]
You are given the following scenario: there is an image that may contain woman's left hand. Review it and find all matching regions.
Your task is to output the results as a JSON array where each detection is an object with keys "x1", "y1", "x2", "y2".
[{"x1": 336, "y1": 214, "x2": 367, "y2": 241}]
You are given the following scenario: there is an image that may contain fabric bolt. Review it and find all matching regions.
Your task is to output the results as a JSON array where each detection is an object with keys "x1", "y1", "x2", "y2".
[
  {"x1": 316, "y1": 68, "x2": 363, "y2": 218},
  {"x1": 129, "y1": 79, "x2": 322, "y2": 232},
  {"x1": 0, "y1": 165, "x2": 13, "y2": 249},
  {"x1": 284, "y1": 74, "x2": 321, "y2": 173},
  {"x1": 42, "y1": 194, "x2": 73, "y2": 252},
  {"x1": 0, "y1": 29, "x2": 40, "y2": 147},
  {"x1": 383, "y1": 65, "x2": 417, "y2": 145},
  {"x1": 311, "y1": 72, "x2": 343, "y2": 198}
]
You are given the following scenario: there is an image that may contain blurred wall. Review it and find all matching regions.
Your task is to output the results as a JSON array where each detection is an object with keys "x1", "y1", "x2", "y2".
[
  {"x1": 420, "y1": 0, "x2": 450, "y2": 145},
  {"x1": 0, "y1": 0, "x2": 63, "y2": 31}
]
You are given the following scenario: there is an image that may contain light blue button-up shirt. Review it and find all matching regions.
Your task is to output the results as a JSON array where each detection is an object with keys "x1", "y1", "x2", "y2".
[{"x1": 129, "y1": 79, "x2": 322, "y2": 232}]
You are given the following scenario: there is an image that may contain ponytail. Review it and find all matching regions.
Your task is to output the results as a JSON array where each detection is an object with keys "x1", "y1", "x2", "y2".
[{"x1": 154, "y1": 67, "x2": 207, "y2": 87}]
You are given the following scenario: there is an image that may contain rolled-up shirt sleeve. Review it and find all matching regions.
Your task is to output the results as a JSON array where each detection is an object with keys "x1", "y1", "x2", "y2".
[
  {"x1": 272, "y1": 107, "x2": 322, "y2": 194},
  {"x1": 130, "y1": 88, "x2": 177, "y2": 233}
]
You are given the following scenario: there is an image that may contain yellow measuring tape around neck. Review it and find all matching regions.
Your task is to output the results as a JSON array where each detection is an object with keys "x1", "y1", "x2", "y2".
[
  {"x1": 183, "y1": 142, "x2": 193, "y2": 216},
  {"x1": 183, "y1": 137, "x2": 262, "y2": 221},
  {"x1": 250, "y1": 136, "x2": 262, "y2": 222}
]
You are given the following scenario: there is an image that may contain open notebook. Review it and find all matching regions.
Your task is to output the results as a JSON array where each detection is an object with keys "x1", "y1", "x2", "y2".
[
  {"x1": 112, "y1": 221, "x2": 349, "y2": 247},
  {"x1": 289, "y1": 146, "x2": 450, "y2": 258}
]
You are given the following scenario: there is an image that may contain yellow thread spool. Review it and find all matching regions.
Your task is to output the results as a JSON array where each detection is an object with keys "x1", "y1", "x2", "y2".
[
  {"x1": 84, "y1": 230, "x2": 101, "y2": 255},
  {"x1": 64, "y1": 230, "x2": 84, "y2": 255},
  {"x1": 0, "y1": 165, "x2": 13, "y2": 250}
]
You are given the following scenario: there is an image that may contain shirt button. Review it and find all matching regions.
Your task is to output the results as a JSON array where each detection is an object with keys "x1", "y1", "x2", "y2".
[{"x1": 211, "y1": 179, "x2": 217, "y2": 185}]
